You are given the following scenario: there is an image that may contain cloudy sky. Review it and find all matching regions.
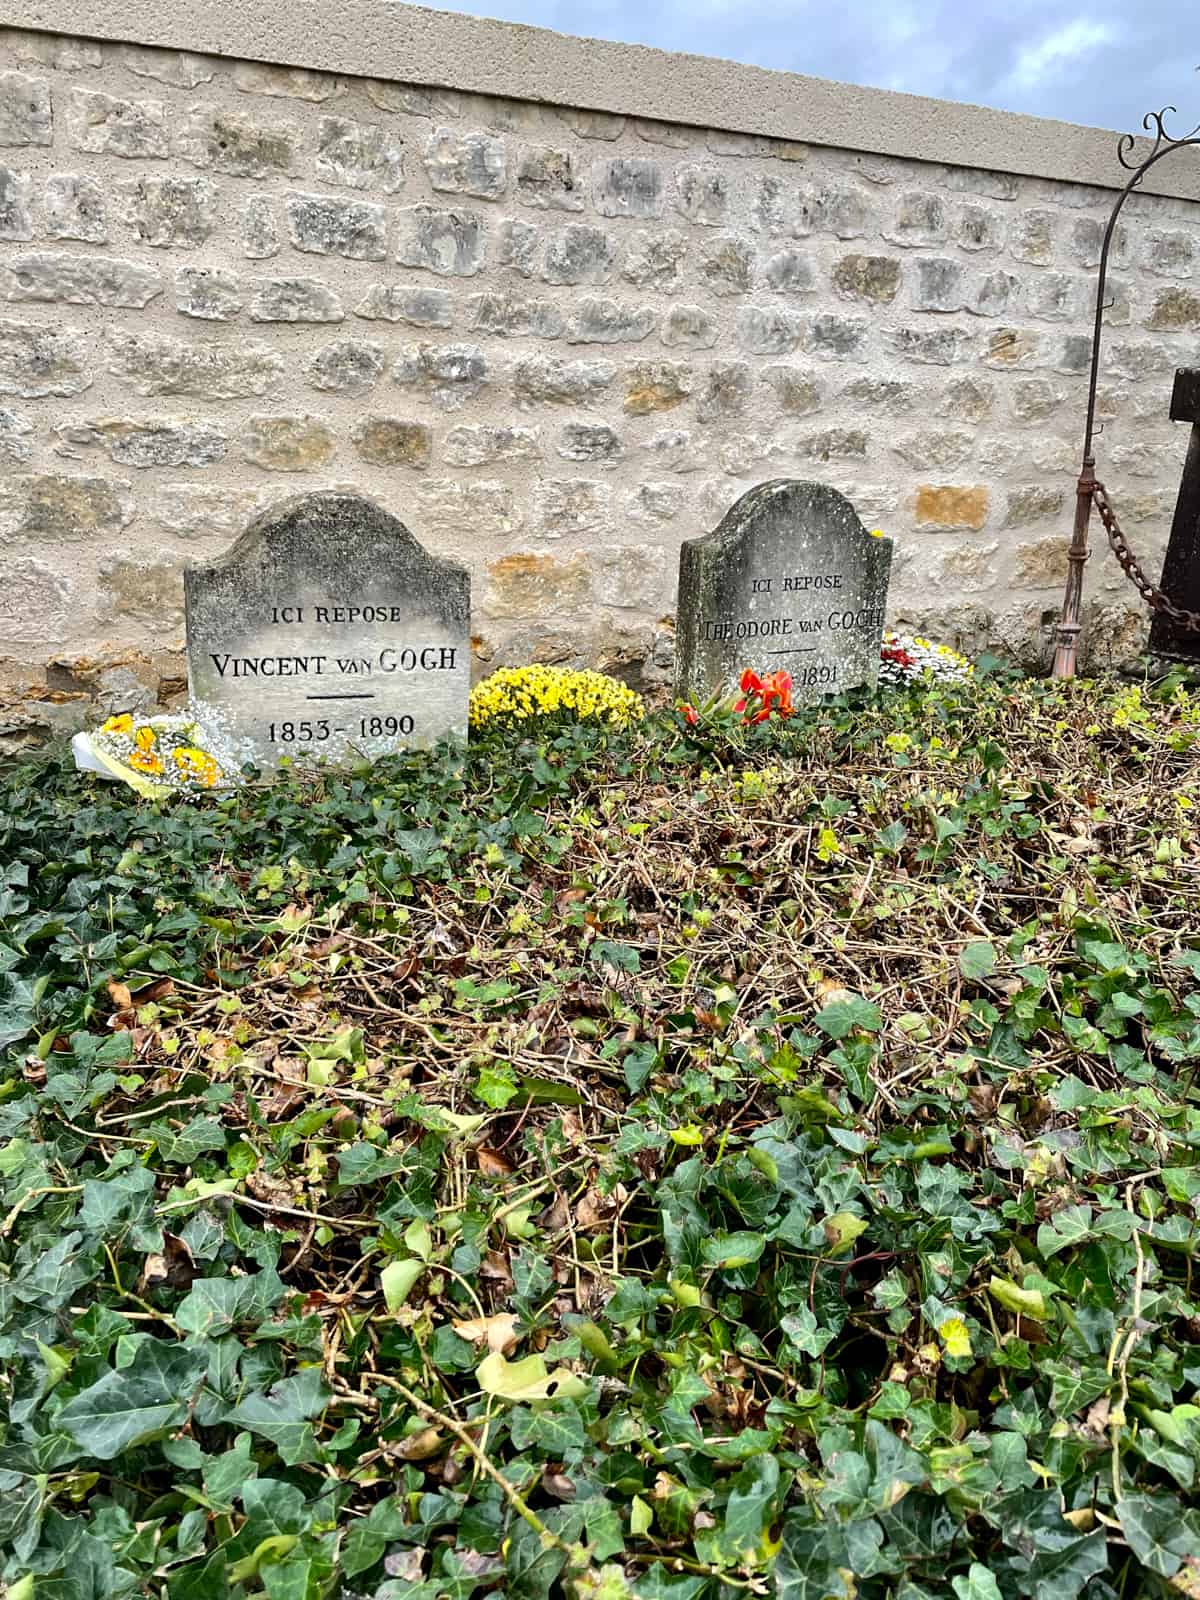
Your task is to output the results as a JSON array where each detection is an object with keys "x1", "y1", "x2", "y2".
[{"x1": 418, "y1": 0, "x2": 1193, "y2": 136}]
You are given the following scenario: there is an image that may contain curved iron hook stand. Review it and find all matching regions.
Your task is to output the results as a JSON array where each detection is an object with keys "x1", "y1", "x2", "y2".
[{"x1": 1051, "y1": 106, "x2": 1200, "y2": 678}]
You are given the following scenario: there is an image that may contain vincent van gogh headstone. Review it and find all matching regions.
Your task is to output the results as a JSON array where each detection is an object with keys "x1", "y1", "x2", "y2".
[
  {"x1": 185, "y1": 492, "x2": 469, "y2": 768},
  {"x1": 675, "y1": 480, "x2": 893, "y2": 705}
]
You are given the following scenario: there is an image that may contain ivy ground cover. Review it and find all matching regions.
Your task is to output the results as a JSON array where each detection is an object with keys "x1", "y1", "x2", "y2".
[{"x1": 1, "y1": 673, "x2": 1200, "y2": 1598}]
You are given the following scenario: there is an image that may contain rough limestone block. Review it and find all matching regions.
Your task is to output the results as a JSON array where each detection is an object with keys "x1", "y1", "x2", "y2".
[
  {"x1": 959, "y1": 203, "x2": 1004, "y2": 253},
  {"x1": 0, "y1": 72, "x2": 52, "y2": 147},
  {"x1": 392, "y1": 342, "x2": 487, "y2": 410},
  {"x1": 885, "y1": 192, "x2": 948, "y2": 247},
  {"x1": 240, "y1": 415, "x2": 337, "y2": 471},
  {"x1": 620, "y1": 229, "x2": 687, "y2": 291},
  {"x1": 698, "y1": 361, "x2": 752, "y2": 422},
  {"x1": 97, "y1": 549, "x2": 186, "y2": 633},
  {"x1": 240, "y1": 196, "x2": 279, "y2": 259},
  {"x1": 286, "y1": 192, "x2": 387, "y2": 260},
  {"x1": 762, "y1": 367, "x2": 822, "y2": 415},
  {"x1": 67, "y1": 89, "x2": 168, "y2": 159},
  {"x1": 352, "y1": 415, "x2": 433, "y2": 468},
  {"x1": 833, "y1": 254, "x2": 901, "y2": 303},
  {"x1": 557, "y1": 422, "x2": 622, "y2": 465},
  {"x1": 232, "y1": 62, "x2": 343, "y2": 101},
  {"x1": 54, "y1": 417, "x2": 229, "y2": 468},
  {"x1": 565, "y1": 297, "x2": 656, "y2": 345},
  {"x1": 0, "y1": 470, "x2": 134, "y2": 543},
  {"x1": 535, "y1": 478, "x2": 613, "y2": 538},
  {"x1": 416, "y1": 478, "x2": 522, "y2": 538},
  {"x1": 593, "y1": 158, "x2": 664, "y2": 219},
  {"x1": 120, "y1": 45, "x2": 215, "y2": 90},
  {"x1": 541, "y1": 224, "x2": 614, "y2": 286},
  {"x1": 1003, "y1": 484, "x2": 1064, "y2": 526},
  {"x1": 355, "y1": 283, "x2": 453, "y2": 326},
  {"x1": 105, "y1": 328, "x2": 284, "y2": 399},
  {"x1": 516, "y1": 147, "x2": 583, "y2": 211},
  {"x1": 0, "y1": 165, "x2": 31, "y2": 240},
  {"x1": 151, "y1": 482, "x2": 271, "y2": 540},
  {"x1": 44, "y1": 173, "x2": 107, "y2": 243},
  {"x1": 304, "y1": 338, "x2": 386, "y2": 395},
  {"x1": 673, "y1": 166, "x2": 728, "y2": 227},
  {"x1": 0, "y1": 555, "x2": 71, "y2": 643},
  {"x1": 968, "y1": 270, "x2": 1020, "y2": 317},
  {"x1": 115, "y1": 176, "x2": 220, "y2": 248},
  {"x1": 484, "y1": 551, "x2": 591, "y2": 618},
  {"x1": 423, "y1": 127, "x2": 507, "y2": 199},
  {"x1": 0, "y1": 404, "x2": 32, "y2": 460},
  {"x1": 736, "y1": 305, "x2": 804, "y2": 355},
  {"x1": 795, "y1": 184, "x2": 871, "y2": 239},
  {"x1": 1009, "y1": 209, "x2": 1056, "y2": 265},
  {"x1": 0, "y1": 317, "x2": 91, "y2": 397},
  {"x1": 513, "y1": 355, "x2": 614, "y2": 406},
  {"x1": 175, "y1": 266, "x2": 244, "y2": 321},
  {"x1": 805, "y1": 314, "x2": 868, "y2": 359},
  {"x1": 250, "y1": 277, "x2": 345, "y2": 323},
  {"x1": 2, "y1": 252, "x2": 162, "y2": 310},
  {"x1": 316, "y1": 114, "x2": 405, "y2": 193},
  {"x1": 763, "y1": 249, "x2": 815, "y2": 295},
  {"x1": 662, "y1": 304, "x2": 718, "y2": 350},
  {"x1": 443, "y1": 424, "x2": 542, "y2": 467},
  {"x1": 910, "y1": 257, "x2": 963, "y2": 312},
  {"x1": 396, "y1": 204, "x2": 484, "y2": 276},
  {"x1": 499, "y1": 217, "x2": 541, "y2": 277},
  {"x1": 468, "y1": 292, "x2": 563, "y2": 339},
  {"x1": 623, "y1": 359, "x2": 694, "y2": 415},
  {"x1": 699, "y1": 234, "x2": 755, "y2": 297},
  {"x1": 175, "y1": 103, "x2": 300, "y2": 179},
  {"x1": 886, "y1": 326, "x2": 974, "y2": 365},
  {"x1": 914, "y1": 484, "x2": 989, "y2": 529}
]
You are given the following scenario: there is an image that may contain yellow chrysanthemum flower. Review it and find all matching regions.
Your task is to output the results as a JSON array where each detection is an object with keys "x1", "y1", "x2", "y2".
[
  {"x1": 100, "y1": 713, "x2": 134, "y2": 736},
  {"x1": 470, "y1": 666, "x2": 645, "y2": 731},
  {"x1": 173, "y1": 746, "x2": 222, "y2": 786},
  {"x1": 129, "y1": 748, "x2": 165, "y2": 776},
  {"x1": 134, "y1": 725, "x2": 157, "y2": 753}
]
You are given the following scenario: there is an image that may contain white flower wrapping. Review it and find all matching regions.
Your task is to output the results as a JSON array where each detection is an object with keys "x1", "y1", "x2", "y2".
[
  {"x1": 879, "y1": 631, "x2": 975, "y2": 687},
  {"x1": 71, "y1": 712, "x2": 244, "y2": 799}
]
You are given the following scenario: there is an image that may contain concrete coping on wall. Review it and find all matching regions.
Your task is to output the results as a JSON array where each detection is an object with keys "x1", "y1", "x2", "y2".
[{"x1": 8, "y1": 0, "x2": 1200, "y2": 203}]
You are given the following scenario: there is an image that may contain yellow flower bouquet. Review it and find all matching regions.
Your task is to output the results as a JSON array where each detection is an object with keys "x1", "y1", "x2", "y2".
[{"x1": 72, "y1": 712, "x2": 237, "y2": 800}]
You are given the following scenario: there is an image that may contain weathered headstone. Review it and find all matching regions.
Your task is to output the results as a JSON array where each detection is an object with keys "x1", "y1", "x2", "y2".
[
  {"x1": 1149, "y1": 368, "x2": 1200, "y2": 665},
  {"x1": 185, "y1": 492, "x2": 470, "y2": 768},
  {"x1": 675, "y1": 480, "x2": 893, "y2": 704}
]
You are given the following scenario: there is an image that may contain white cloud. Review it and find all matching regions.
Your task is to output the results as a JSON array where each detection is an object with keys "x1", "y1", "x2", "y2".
[{"x1": 1005, "y1": 17, "x2": 1121, "y2": 92}]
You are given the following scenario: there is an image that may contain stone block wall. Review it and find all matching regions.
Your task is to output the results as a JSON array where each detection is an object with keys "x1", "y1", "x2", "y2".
[{"x1": 1, "y1": 21, "x2": 1199, "y2": 725}]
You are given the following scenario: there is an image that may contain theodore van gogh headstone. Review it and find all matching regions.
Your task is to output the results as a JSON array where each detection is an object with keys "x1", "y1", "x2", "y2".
[
  {"x1": 675, "y1": 480, "x2": 893, "y2": 705},
  {"x1": 185, "y1": 492, "x2": 469, "y2": 768}
]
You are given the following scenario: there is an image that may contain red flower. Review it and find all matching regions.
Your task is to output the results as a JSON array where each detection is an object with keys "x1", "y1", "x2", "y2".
[
  {"x1": 733, "y1": 697, "x2": 748, "y2": 714},
  {"x1": 740, "y1": 669, "x2": 764, "y2": 696},
  {"x1": 680, "y1": 703, "x2": 699, "y2": 726}
]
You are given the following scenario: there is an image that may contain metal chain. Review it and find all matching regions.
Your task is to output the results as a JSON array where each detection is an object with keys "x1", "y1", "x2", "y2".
[{"x1": 1091, "y1": 478, "x2": 1200, "y2": 634}]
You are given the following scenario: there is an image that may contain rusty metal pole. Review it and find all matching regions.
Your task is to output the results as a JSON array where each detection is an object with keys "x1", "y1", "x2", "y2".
[
  {"x1": 1049, "y1": 107, "x2": 1200, "y2": 679},
  {"x1": 1051, "y1": 460, "x2": 1096, "y2": 680}
]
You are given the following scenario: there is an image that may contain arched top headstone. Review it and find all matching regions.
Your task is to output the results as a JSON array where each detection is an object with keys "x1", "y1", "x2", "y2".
[
  {"x1": 674, "y1": 480, "x2": 894, "y2": 704},
  {"x1": 185, "y1": 491, "x2": 470, "y2": 768}
]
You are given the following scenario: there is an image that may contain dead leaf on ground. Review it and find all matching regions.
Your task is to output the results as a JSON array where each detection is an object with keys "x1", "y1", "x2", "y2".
[
  {"x1": 139, "y1": 1231, "x2": 196, "y2": 1293},
  {"x1": 476, "y1": 1146, "x2": 515, "y2": 1178},
  {"x1": 452, "y1": 1311, "x2": 520, "y2": 1356},
  {"x1": 106, "y1": 978, "x2": 133, "y2": 1011}
]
